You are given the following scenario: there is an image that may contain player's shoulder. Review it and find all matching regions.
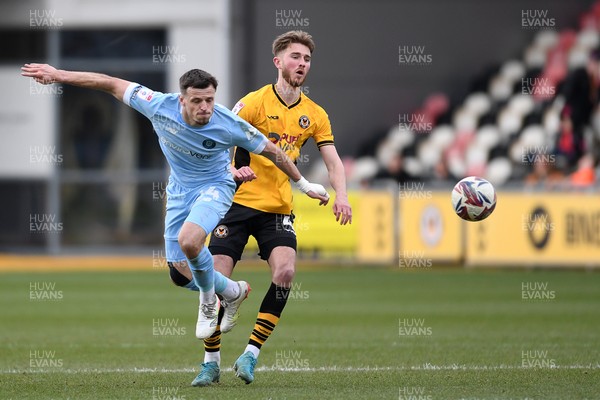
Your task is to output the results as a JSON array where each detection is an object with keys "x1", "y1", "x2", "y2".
[
  {"x1": 213, "y1": 103, "x2": 240, "y2": 122},
  {"x1": 247, "y1": 84, "x2": 272, "y2": 99},
  {"x1": 128, "y1": 83, "x2": 173, "y2": 104},
  {"x1": 214, "y1": 102, "x2": 233, "y2": 114},
  {"x1": 232, "y1": 85, "x2": 271, "y2": 115},
  {"x1": 155, "y1": 92, "x2": 180, "y2": 107},
  {"x1": 237, "y1": 84, "x2": 272, "y2": 105},
  {"x1": 300, "y1": 93, "x2": 329, "y2": 119}
]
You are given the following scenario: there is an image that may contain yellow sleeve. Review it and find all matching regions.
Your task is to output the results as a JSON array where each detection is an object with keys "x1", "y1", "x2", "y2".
[
  {"x1": 313, "y1": 107, "x2": 334, "y2": 148},
  {"x1": 232, "y1": 92, "x2": 258, "y2": 126}
]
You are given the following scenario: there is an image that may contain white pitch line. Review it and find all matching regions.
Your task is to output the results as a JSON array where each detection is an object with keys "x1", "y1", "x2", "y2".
[{"x1": 2, "y1": 364, "x2": 599, "y2": 374}]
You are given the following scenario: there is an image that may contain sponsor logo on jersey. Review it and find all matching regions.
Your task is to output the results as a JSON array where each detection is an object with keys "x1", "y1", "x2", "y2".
[
  {"x1": 159, "y1": 137, "x2": 211, "y2": 159},
  {"x1": 232, "y1": 101, "x2": 245, "y2": 115},
  {"x1": 268, "y1": 132, "x2": 299, "y2": 147},
  {"x1": 130, "y1": 85, "x2": 142, "y2": 103},
  {"x1": 268, "y1": 132, "x2": 281, "y2": 143},
  {"x1": 138, "y1": 88, "x2": 153, "y2": 101},
  {"x1": 267, "y1": 115, "x2": 280, "y2": 120},
  {"x1": 299, "y1": 115, "x2": 310, "y2": 129}
]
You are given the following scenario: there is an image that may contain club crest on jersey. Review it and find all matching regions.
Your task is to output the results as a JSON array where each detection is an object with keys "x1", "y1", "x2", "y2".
[
  {"x1": 299, "y1": 115, "x2": 310, "y2": 129},
  {"x1": 203, "y1": 139, "x2": 216, "y2": 149},
  {"x1": 214, "y1": 225, "x2": 229, "y2": 238}
]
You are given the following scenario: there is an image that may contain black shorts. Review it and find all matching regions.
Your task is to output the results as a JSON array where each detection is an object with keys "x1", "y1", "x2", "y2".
[{"x1": 208, "y1": 202, "x2": 297, "y2": 263}]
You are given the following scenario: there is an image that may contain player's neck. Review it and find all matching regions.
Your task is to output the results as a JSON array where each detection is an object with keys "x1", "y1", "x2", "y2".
[{"x1": 275, "y1": 79, "x2": 300, "y2": 106}]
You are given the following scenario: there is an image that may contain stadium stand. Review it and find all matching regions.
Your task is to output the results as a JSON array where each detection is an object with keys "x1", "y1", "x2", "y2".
[{"x1": 338, "y1": 1, "x2": 600, "y2": 190}]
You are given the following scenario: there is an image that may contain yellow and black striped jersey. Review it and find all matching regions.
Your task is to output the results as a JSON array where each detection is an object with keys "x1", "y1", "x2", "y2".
[{"x1": 232, "y1": 84, "x2": 334, "y2": 214}]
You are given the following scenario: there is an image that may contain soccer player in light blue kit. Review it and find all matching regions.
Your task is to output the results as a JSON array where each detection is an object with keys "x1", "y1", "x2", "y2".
[{"x1": 21, "y1": 63, "x2": 329, "y2": 348}]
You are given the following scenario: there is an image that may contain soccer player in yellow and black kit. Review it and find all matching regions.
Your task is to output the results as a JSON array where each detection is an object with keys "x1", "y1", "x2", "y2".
[{"x1": 190, "y1": 30, "x2": 352, "y2": 386}]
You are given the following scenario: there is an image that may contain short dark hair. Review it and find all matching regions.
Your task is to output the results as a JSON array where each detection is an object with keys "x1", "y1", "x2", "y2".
[{"x1": 179, "y1": 69, "x2": 218, "y2": 93}]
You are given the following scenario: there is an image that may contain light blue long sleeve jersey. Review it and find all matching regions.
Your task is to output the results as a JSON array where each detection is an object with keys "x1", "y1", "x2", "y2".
[{"x1": 122, "y1": 82, "x2": 268, "y2": 191}]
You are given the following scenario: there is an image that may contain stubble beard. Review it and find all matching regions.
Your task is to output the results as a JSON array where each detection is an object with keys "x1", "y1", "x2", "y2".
[{"x1": 282, "y1": 68, "x2": 305, "y2": 88}]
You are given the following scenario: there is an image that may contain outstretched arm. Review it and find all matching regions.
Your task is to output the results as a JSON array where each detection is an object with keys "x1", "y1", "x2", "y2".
[
  {"x1": 21, "y1": 63, "x2": 131, "y2": 102},
  {"x1": 320, "y1": 145, "x2": 352, "y2": 224},
  {"x1": 259, "y1": 141, "x2": 329, "y2": 205}
]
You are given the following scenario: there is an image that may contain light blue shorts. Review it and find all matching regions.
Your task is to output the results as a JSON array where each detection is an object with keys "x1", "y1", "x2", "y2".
[{"x1": 164, "y1": 178, "x2": 236, "y2": 263}]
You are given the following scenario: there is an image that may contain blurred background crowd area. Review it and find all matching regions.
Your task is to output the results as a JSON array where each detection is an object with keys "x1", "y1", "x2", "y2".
[{"x1": 308, "y1": 4, "x2": 600, "y2": 191}]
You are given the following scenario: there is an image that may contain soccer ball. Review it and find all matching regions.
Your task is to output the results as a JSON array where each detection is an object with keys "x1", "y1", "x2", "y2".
[{"x1": 451, "y1": 176, "x2": 497, "y2": 222}]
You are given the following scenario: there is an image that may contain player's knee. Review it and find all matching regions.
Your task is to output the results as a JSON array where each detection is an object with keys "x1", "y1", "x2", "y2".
[
  {"x1": 168, "y1": 262, "x2": 192, "y2": 287},
  {"x1": 273, "y1": 265, "x2": 295, "y2": 286},
  {"x1": 177, "y1": 234, "x2": 202, "y2": 258}
]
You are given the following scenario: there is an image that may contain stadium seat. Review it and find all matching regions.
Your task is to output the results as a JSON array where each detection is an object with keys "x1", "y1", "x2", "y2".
[
  {"x1": 428, "y1": 125, "x2": 455, "y2": 149},
  {"x1": 403, "y1": 156, "x2": 425, "y2": 178},
  {"x1": 508, "y1": 94, "x2": 535, "y2": 117},
  {"x1": 447, "y1": 154, "x2": 467, "y2": 179},
  {"x1": 523, "y1": 46, "x2": 547, "y2": 70},
  {"x1": 465, "y1": 142, "x2": 489, "y2": 177},
  {"x1": 575, "y1": 28, "x2": 600, "y2": 50},
  {"x1": 485, "y1": 157, "x2": 513, "y2": 186},
  {"x1": 497, "y1": 108, "x2": 523, "y2": 138},
  {"x1": 464, "y1": 92, "x2": 493, "y2": 121},
  {"x1": 488, "y1": 75, "x2": 514, "y2": 101},
  {"x1": 417, "y1": 140, "x2": 442, "y2": 170},
  {"x1": 453, "y1": 107, "x2": 478, "y2": 133},
  {"x1": 387, "y1": 125, "x2": 416, "y2": 150},
  {"x1": 533, "y1": 30, "x2": 559, "y2": 52},
  {"x1": 347, "y1": 156, "x2": 379, "y2": 184},
  {"x1": 474, "y1": 125, "x2": 501, "y2": 150},
  {"x1": 568, "y1": 46, "x2": 591, "y2": 69},
  {"x1": 520, "y1": 125, "x2": 548, "y2": 149}
]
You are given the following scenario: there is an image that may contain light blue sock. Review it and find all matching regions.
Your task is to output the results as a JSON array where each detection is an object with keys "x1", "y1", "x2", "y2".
[
  {"x1": 187, "y1": 247, "x2": 214, "y2": 294},
  {"x1": 182, "y1": 270, "x2": 226, "y2": 293},
  {"x1": 214, "y1": 270, "x2": 228, "y2": 294},
  {"x1": 184, "y1": 280, "x2": 199, "y2": 292},
  {"x1": 181, "y1": 253, "x2": 228, "y2": 294}
]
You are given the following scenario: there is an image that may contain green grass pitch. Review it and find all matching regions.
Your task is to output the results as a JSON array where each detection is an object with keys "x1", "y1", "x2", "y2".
[{"x1": 1, "y1": 265, "x2": 599, "y2": 399}]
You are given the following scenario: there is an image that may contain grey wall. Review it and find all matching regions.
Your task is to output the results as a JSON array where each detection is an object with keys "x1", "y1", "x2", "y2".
[{"x1": 231, "y1": 0, "x2": 593, "y2": 164}]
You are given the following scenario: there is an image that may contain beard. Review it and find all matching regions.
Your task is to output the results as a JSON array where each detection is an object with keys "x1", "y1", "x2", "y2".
[{"x1": 282, "y1": 67, "x2": 306, "y2": 88}]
